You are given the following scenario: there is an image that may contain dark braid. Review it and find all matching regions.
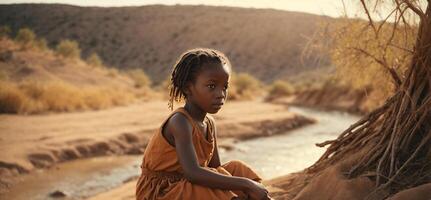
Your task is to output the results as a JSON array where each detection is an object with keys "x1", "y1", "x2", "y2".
[{"x1": 168, "y1": 48, "x2": 230, "y2": 110}]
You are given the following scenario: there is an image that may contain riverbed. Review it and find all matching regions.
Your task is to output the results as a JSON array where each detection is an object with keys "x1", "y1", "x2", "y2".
[{"x1": 1, "y1": 106, "x2": 361, "y2": 200}]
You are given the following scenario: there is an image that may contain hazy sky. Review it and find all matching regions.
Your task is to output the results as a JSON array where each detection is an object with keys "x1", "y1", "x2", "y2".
[
  {"x1": 1, "y1": 0, "x2": 365, "y2": 18},
  {"x1": 2, "y1": 0, "x2": 425, "y2": 20}
]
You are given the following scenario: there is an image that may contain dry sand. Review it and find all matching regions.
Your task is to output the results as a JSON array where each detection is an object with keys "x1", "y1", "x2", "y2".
[{"x1": 0, "y1": 100, "x2": 314, "y2": 196}]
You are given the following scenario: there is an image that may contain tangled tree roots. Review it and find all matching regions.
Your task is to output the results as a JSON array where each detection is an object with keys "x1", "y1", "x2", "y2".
[{"x1": 307, "y1": 4, "x2": 431, "y2": 199}]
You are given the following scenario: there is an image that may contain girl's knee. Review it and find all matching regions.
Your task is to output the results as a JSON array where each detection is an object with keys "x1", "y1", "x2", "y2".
[
  {"x1": 225, "y1": 160, "x2": 248, "y2": 167},
  {"x1": 224, "y1": 160, "x2": 262, "y2": 182},
  {"x1": 223, "y1": 160, "x2": 253, "y2": 173}
]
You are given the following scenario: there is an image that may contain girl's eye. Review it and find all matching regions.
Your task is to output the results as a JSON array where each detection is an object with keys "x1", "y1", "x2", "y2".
[
  {"x1": 224, "y1": 85, "x2": 229, "y2": 90},
  {"x1": 207, "y1": 84, "x2": 216, "y2": 89}
]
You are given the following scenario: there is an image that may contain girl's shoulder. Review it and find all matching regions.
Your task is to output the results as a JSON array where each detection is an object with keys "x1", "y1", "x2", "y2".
[
  {"x1": 162, "y1": 108, "x2": 195, "y2": 137},
  {"x1": 167, "y1": 111, "x2": 194, "y2": 130},
  {"x1": 160, "y1": 109, "x2": 195, "y2": 146}
]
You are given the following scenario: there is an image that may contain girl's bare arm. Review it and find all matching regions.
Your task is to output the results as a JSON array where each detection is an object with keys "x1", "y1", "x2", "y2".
[
  {"x1": 207, "y1": 118, "x2": 221, "y2": 168},
  {"x1": 165, "y1": 113, "x2": 253, "y2": 191}
]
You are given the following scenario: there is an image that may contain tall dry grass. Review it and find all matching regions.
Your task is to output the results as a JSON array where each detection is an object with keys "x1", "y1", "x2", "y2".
[
  {"x1": 0, "y1": 27, "x2": 160, "y2": 114},
  {"x1": 55, "y1": 39, "x2": 81, "y2": 59},
  {"x1": 228, "y1": 73, "x2": 263, "y2": 101},
  {"x1": 0, "y1": 80, "x2": 135, "y2": 114},
  {"x1": 265, "y1": 80, "x2": 295, "y2": 101},
  {"x1": 125, "y1": 68, "x2": 152, "y2": 88}
]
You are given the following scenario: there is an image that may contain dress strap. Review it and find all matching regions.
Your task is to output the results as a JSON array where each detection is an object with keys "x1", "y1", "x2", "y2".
[
  {"x1": 174, "y1": 107, "x2": 198, "y2": 129},
  {"x1": 169, "y1": 107, "x2": 214, "y2": 142},
  {"x1": 205, "y1": 115, "x2": 215, "y2": 140},
  {"x1": 159, "y1": 107, "x2": 195, "y2": 130}
]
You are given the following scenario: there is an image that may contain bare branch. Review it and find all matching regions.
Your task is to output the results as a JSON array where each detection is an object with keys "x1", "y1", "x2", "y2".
[
  {"x1": 402, "y1": 0, "x2": 426, "y2": 20},
  {"x1": 350, "y1": 47, "x2": 402, "y2": 87},
  {"x1": 360, "y1": 0, "x2": 378, "y2": 37},
  {"x1": 389, "y1": 43, "x2": 414, "y2": 53},
  {"x1": 376, "y1": 7, "x2": 398, "y2": 34},
  {"x1": 350, "y1": 47, "x2": 387, "y2": 67}
]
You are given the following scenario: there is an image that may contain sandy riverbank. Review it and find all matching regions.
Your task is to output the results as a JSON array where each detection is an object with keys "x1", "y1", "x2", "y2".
[
  {"x1": 86, "y1": 174, "x2": 300, "y2": 200},
  {"x1": 84, "y1": 99, "x2": 431, "y2": 200},
  {"x1": 0, "y1": 100, "x2": 315, "y2": 196},
  {"x1": 86, "y1": 153, "x2": 431, "y2": 200}
]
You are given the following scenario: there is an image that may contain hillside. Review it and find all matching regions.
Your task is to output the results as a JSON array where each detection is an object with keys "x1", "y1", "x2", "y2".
[
  {"x1": 0, "y1": 39, "x2": 133, "y2": 88},
  {"x1": 0, "y1": 4, "x2": 333, "y2": 84},
  {"x1": 0, "y1": 38, "x2": 143, "y2": 114}
]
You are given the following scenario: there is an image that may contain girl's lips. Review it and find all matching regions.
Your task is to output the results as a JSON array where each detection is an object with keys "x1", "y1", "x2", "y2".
[{"x1": 212, "y1": 103, "x2": 224, "y2": 108}]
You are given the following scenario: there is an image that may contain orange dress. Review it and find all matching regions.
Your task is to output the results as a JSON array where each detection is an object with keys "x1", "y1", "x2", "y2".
[{"x1": 136, "y1": 107, "x2": 262, "y2": 200}]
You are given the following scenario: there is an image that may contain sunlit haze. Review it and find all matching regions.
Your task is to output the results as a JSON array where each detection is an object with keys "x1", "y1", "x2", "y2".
[{"x1": 1, "y1": 0, "x2": 370, "y2": 18}]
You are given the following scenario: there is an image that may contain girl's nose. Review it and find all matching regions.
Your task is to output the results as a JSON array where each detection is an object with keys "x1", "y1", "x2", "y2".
[{"x1": 216, "y1": 88, "x2": 226, "y2": 99}]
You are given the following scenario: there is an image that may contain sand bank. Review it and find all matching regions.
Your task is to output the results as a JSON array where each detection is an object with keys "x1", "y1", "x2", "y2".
[{"x1": 0, "y1": 100, "x2": 314, "y2": 194}]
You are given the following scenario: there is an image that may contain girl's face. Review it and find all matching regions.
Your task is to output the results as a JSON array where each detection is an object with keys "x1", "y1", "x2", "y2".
[{"x1": 186, "y1": 62, "x2": 230, "y2": 114}]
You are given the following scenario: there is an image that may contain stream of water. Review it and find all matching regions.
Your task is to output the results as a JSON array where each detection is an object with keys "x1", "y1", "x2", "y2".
[{"x1": 219, "y1": 106, "x2": 361, "y2": 179}]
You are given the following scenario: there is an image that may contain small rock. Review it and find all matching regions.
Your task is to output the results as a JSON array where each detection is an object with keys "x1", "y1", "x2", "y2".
[
  {"x1": 126, "y1": 146, "x2": 144, "y2": 154},
  {"x1": 123, "y1": 175, "x2": 139, "y2": 183},
  {"x1": 0, "y1": 50, "x2": 13, "y2": 61},
  {"x1": 219, "y1": 144, "x2": 234, "y2": 151},
  {"x1": 49, "y1": 190, "x2": 68, "y2": 198}
]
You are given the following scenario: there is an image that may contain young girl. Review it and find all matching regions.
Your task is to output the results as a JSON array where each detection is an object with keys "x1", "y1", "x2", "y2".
[{"x1": 136, "y1": 48, "x2": 271, "y2": 200}]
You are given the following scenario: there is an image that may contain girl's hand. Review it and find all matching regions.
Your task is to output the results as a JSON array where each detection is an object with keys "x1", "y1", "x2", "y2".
[{"x1": 244, "y1": 180, "x2": 271, "y2": 200}]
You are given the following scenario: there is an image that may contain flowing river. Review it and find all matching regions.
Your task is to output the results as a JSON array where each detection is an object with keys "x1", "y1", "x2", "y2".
[
  {"x1": 219, "y1": 106, "x2": 361, "y2": 179},
  {"x1": 2, "y1": 106, "x2": 361, "y2": 200}
]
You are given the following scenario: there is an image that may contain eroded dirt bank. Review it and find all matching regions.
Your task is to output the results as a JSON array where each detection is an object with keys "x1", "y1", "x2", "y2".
[{"x1": 0, "y1": 100, "x2": 315, "y2": 194}]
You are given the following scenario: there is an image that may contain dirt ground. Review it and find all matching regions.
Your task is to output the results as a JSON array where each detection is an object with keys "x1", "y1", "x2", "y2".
[
  {"x1": 3, "y1": 99, "x2": 427, "y2": 200},
  {"x1": 0, "y1": 100, "x2": 315, "y2": 197}
]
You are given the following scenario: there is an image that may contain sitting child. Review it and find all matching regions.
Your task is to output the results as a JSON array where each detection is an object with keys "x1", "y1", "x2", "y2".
[{"x1": 136, "y1": 48, "x2": 271, "y2": 200}]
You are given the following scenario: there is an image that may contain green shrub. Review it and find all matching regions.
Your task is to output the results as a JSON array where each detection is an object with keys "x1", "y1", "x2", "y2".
[
  {"x1": 0, "y1": 26, "x2": 11, "y2": 39},
  {"x1": 34, "y1": 38, "x2": 49, "y2": 51},
  {"x1": 56, "y1": 39, "x2": 81, "y2": 59},
  {"x1": 126, "y1": 68, "x2": 151, "y2": 88},
  {"x1": 229, "y1": 73, "x2": 262, "y2": 100},
  {"x1": 15, "y1": 28, "x2": 36, "y2": 48},
  {"x1": 86, "y1": 52, "x2": 103, "y2": 67},
  {"x1": 266, "y1": 80, "x2": 295, "y2": 100}
]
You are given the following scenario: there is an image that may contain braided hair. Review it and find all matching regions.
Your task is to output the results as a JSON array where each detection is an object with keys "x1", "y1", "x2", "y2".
[{"x1": 168, "y1": 48, "x2": 230, "y2": 110}]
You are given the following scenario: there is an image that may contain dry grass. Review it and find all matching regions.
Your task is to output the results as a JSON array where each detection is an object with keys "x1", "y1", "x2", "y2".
[
  {"x1": 106, "y1": 68, "x2": 120, "y2": 78},
  {"x1": 265, "y1": 80, "x2": 295, "y2": 101},
  {"x1": 0, "y1": 35, "x2": 152, "y2": 114},
  {"x1": 0, "y1": 80, "x2": 136, "y2": 114},
  {"x1": 0, "y1": 81, "x2": 31, "y2": 113},
  {"x1": 55, "y1": 39, "x2": 81, "y2": 59},
  {"x1": 228, "y1": 73, "x2": 263, "y2": 101},
  {"x1": 86, "y1": 52, "x2": 103, "y2": 68},
  {"x1": 124, "y1": 68, "x2": 152, "y2": 88}
]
